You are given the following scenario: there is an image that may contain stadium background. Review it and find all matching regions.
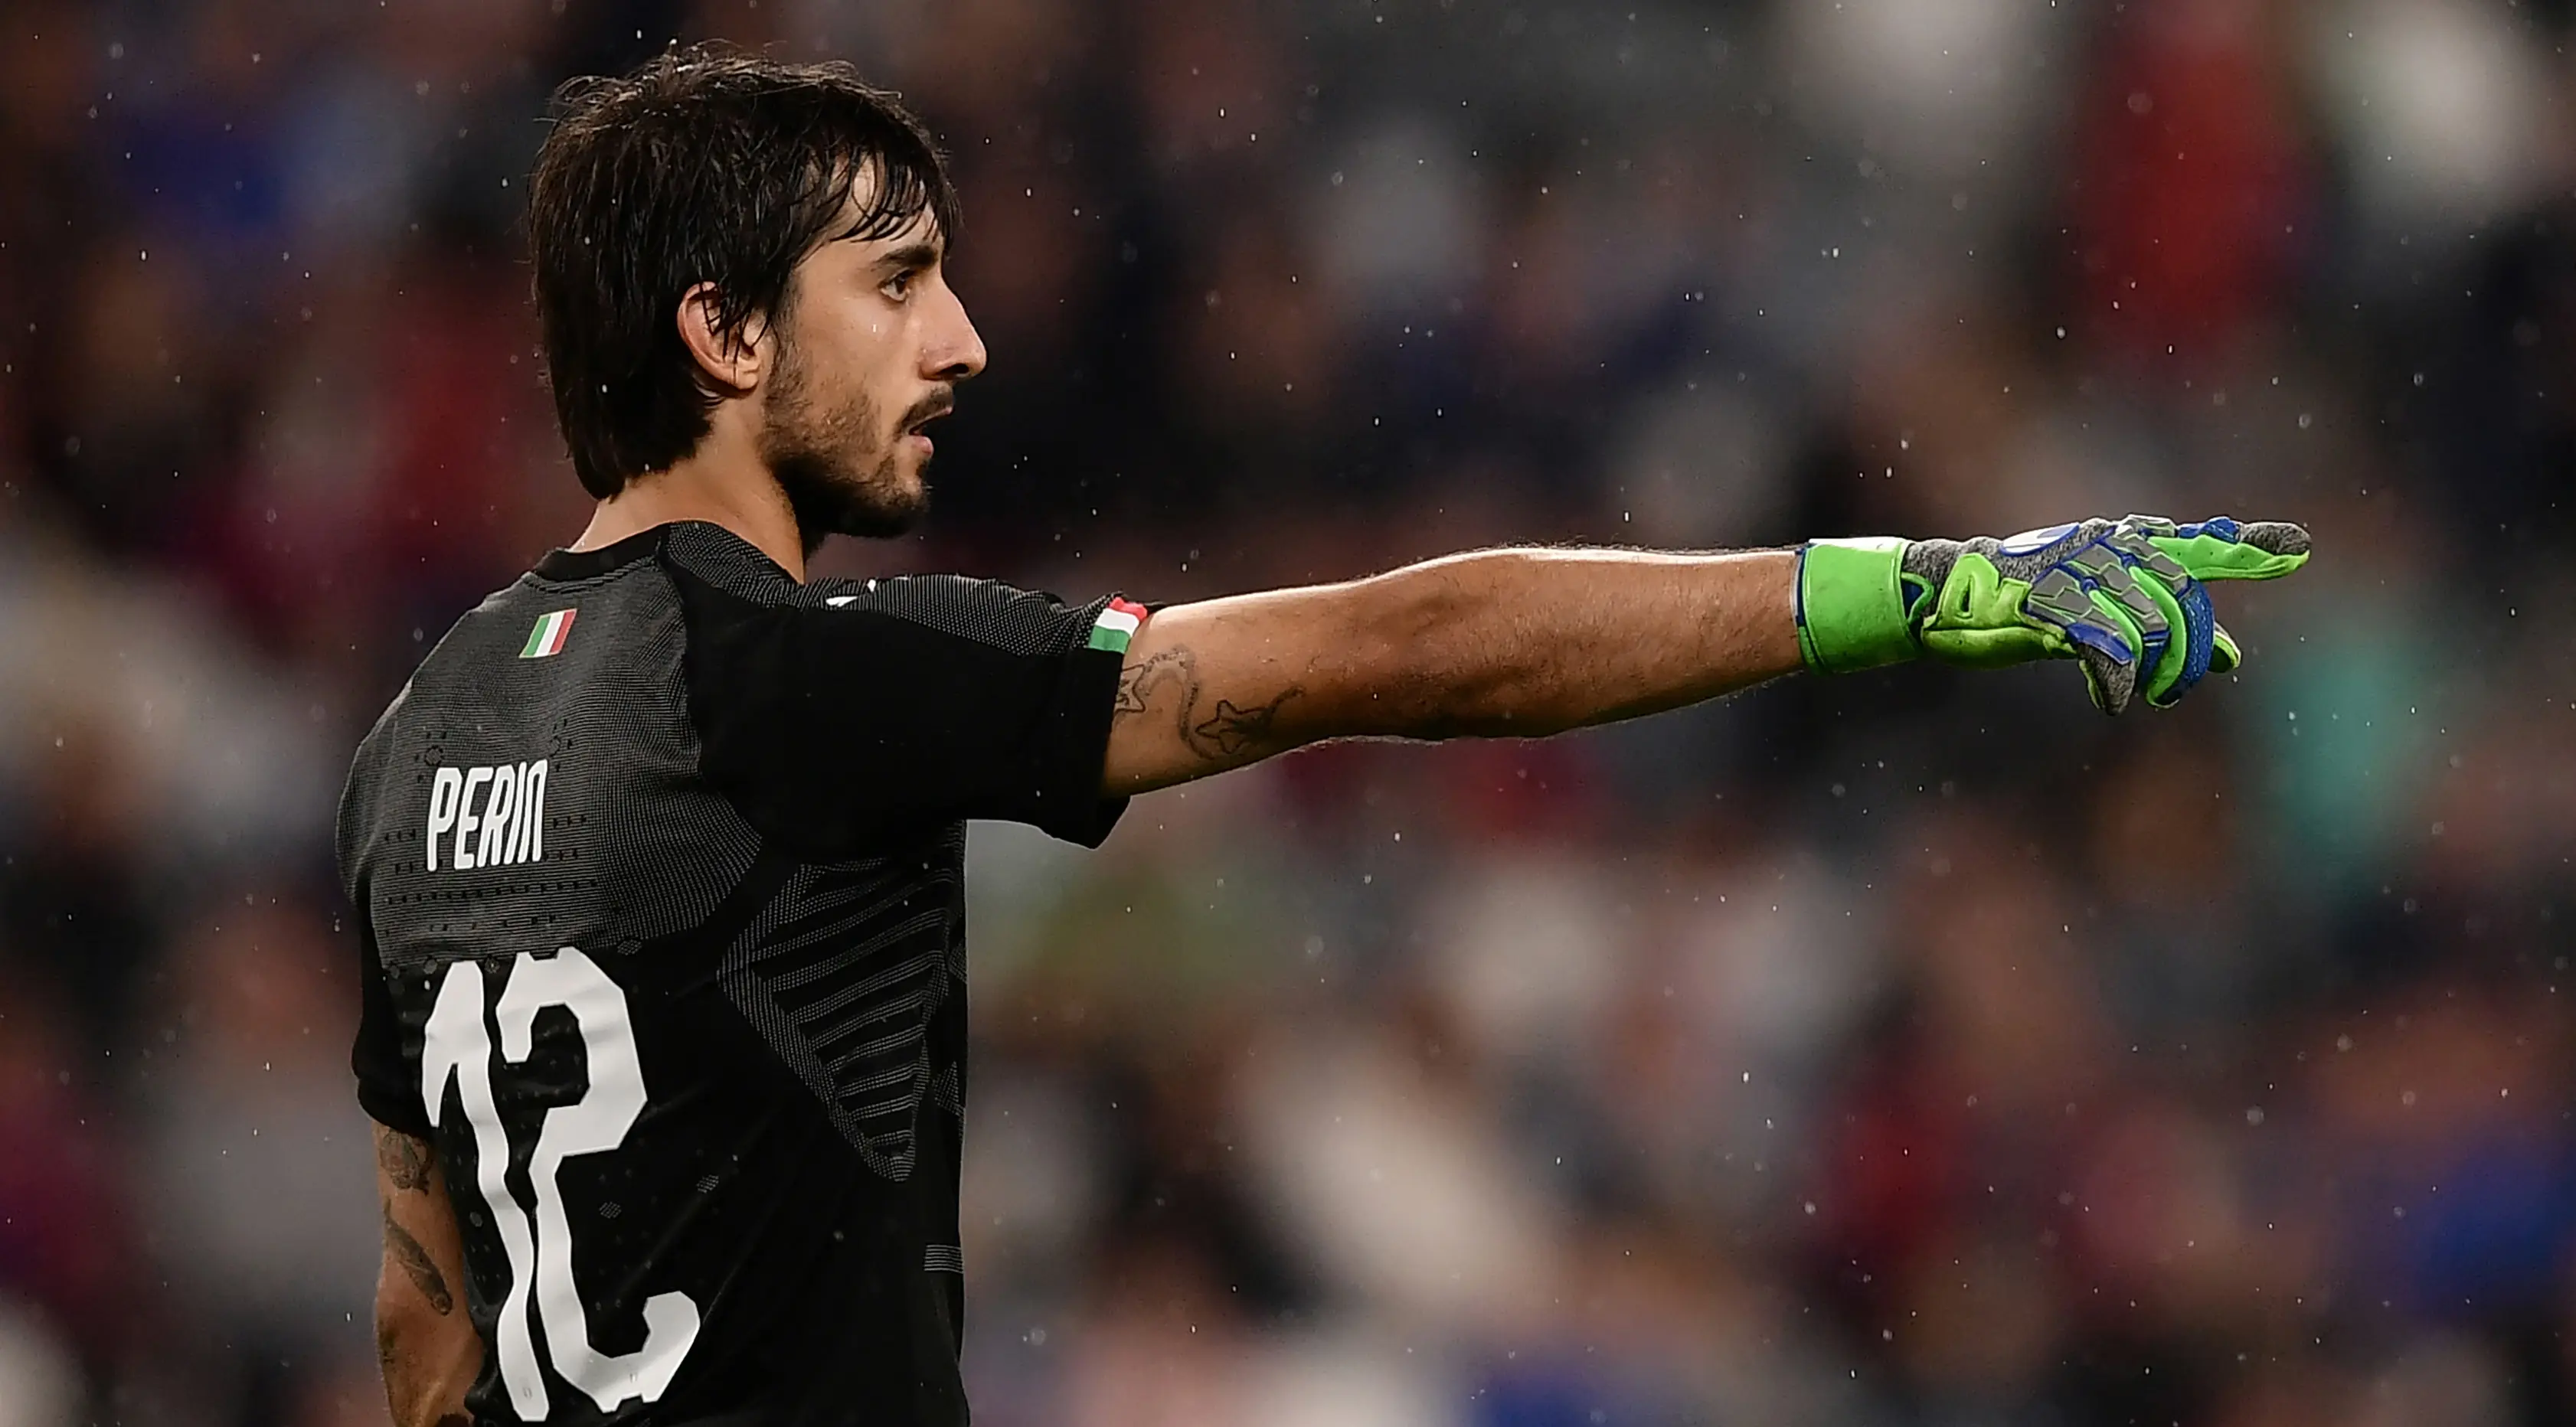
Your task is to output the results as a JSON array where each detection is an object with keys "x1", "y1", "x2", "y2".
[{"x1": 2, "y1": 0, "x2": 2573, "y2": 1422}]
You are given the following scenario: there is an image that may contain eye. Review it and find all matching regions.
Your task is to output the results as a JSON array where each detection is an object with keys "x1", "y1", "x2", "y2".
[{"x1": 882, "y1": 269, "x2": 917, "y2": 302}]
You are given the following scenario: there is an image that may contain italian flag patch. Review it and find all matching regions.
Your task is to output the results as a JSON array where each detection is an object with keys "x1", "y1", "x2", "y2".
[
  {"x1": 520, "y1": 608, "x2": 577, "y2": 659},
  {"x1": 1087, "y1": 597, "x2": 1147, "y2": 654}
]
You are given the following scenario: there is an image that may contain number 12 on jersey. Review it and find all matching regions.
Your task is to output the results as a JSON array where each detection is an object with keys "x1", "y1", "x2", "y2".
[{"x1": 423, "y1": 946, "x2": 701, "y2": 1418}]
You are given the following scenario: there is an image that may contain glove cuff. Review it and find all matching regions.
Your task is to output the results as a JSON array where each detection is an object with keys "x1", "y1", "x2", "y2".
[{"x1": 1796, "y1": 537, "x2": 1920, "y2": 673}]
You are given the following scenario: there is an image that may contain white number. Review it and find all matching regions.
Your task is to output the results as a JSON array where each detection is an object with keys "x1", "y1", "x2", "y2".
[{"x1": 423, "y1": 948, "x2": 701, "y2": 1417}]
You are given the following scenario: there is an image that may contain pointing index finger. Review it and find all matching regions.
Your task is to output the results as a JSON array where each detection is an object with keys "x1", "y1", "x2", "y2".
[{"x1": 2149, "y1": 518, "x2": 2312, "y2": 582}]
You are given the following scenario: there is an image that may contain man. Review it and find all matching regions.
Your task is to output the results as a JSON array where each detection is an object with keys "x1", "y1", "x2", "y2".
[{"x1": 339, "y1": 48, "x2": 2307, "y2": 1427}]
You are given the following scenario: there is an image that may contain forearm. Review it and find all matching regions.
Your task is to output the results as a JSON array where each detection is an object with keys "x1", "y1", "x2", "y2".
[
  {"x1": 1104, "y1": 546, "x2": 1799, "y2": 793},
  {"x1": 1330, "y1": 545, "x2": 1801, "y2": 737}
]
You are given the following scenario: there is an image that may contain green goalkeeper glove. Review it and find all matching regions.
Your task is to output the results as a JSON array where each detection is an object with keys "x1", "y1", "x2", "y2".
[{"x1": 1795, "y1": 515, "x2": 2311, "y2": 714}]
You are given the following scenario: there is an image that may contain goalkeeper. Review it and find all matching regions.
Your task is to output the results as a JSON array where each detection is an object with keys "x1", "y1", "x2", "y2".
[{"x1": 352, "y1": 51, "x2": 2312, "y2": 1427}]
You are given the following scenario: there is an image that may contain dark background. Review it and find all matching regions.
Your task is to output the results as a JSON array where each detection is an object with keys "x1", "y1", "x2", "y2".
[{"x1": 0, "y1": 1, "x2": 2571, "y2": 1423}]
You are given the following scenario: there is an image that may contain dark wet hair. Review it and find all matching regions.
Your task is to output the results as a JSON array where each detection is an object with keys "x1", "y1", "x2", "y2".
[{"x1": 527, "y1": 46, "x2": 960, "y2": 497}]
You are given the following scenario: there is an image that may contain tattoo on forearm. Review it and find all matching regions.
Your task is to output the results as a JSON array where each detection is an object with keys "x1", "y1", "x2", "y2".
[
  {"x1": 1114, "y1": 645, "x2": 1304, "y2": 766},
  {"x1": 384, "y1": 1203, "x2": 454, "y2": 1314},
  {"x1": 376, "y1": 1126, "x2": 435, "y2": 1194}
]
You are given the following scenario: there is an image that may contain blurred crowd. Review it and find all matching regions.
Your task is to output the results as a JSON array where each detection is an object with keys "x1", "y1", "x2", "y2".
[{"x1": 2, "y1": 0, "x2": 2574, "y2": 1423}]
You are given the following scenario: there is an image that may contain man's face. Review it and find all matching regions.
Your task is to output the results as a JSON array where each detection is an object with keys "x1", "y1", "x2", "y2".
[{"x1": 757, "y1": 204, "x2": 986, "y2": 547}]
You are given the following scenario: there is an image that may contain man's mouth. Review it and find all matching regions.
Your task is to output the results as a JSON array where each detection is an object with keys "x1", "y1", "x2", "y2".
[{"x1": 901, "y1": 395, "x2": 954, "y2": 446}]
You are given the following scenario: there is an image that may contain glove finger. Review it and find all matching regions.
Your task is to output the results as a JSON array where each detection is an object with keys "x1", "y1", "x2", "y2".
[
  {"x1": 2150, "y1": 518, "x2": 2312, "y2": 581},
  {"x1": 2065, "y1": 542, "x2": 2175, "y2": 681},
  {"x1": 2027, "y1": 567, "x2": 2141, "y2": 714},
  {"x1": 2113, "y1": 517, "x2": 2196, "y2": 589},
  {"x1": 2142, "y1": 572, "x2": 2218, "y2": 708},
  {"x1": 2209, "y1": 621, "x2": 2241, "y2": 675},
  {"x1": 2077, "y1": 638, "x2": 2136, "y2": 715}
]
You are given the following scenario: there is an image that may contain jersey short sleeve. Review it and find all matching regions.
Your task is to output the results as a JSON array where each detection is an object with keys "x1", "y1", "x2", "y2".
[
  {"x1": 672, "y1": 563, "x2": 1134, "y2": 859},
  {"x1": 348, "y1": 913, "x2": 427, "y2": 1135},
  {"x1": 336, "y1": 722, "x2": 428, "y2": 1137}
]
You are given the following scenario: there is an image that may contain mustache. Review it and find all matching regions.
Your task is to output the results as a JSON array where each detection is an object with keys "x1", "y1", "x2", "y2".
[{"x1": 898, "y1": 390, "x2": 955, "y2": 433}]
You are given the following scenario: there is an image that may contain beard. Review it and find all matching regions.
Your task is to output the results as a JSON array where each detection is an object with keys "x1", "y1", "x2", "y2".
[{"x1": 757, "y1": 331, "x2": 939, "y2": 552}]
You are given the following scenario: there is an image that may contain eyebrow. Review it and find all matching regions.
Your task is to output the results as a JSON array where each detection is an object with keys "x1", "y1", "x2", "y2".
[{"x1": 872, "y1": 240, "x2": 944, "y2": 274}]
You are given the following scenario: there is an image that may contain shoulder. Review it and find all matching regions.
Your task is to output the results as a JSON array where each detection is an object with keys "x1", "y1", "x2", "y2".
[
  {"x1": 335, "y1": 554, "x2": 682, "y2": 892},
  {"x1": 335, "y1": 681, "x2": 410, "y2": 901},
  {"x1": 803, "y1": 573, "x2": 1113, "y2": 657},
  {"x1": 335, "y1": 580, "x2": 540, "y2": 896}
]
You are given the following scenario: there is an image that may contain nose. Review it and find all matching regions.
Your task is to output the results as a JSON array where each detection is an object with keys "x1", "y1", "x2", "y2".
[{"x1": 927, "y1": 279, "x2": 987, "y2": 383}]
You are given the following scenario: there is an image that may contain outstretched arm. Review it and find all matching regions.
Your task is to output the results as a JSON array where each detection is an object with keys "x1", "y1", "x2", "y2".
[
  {"x1": 372, "y1": 1123, "x2": 479, "y2": 1427},
  {"x1": 1100, "y1": 516, "x2": 2310, "y2": 795},
  {"x1": 1103, "y1": 547, "x2": 1801, "y2": 795}
]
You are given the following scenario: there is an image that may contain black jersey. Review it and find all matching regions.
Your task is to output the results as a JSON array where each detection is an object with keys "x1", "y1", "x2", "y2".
[{"x1": 335, "y1": 521, "x2": 1133, "y2": 1426}]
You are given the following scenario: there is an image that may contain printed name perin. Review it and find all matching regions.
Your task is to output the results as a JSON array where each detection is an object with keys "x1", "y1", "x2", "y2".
[{"x1": 425, "y1": 761, "x2": 550, "y2": 871}]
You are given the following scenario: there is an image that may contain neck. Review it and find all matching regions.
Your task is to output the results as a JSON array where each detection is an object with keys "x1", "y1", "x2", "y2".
[{"x1": 572, "y1": 442, "x2": 809, "y2": 581}]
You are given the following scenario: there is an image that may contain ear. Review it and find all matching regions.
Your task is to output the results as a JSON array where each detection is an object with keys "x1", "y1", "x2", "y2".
[{"x1": 675, "y1": 282, "x2": 770, "y2": 396}]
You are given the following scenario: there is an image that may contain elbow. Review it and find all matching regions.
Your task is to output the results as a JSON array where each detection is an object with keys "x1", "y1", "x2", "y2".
[
  {"x1": 375, "y1": 1285, "x2": 474, "y2": 1427},
  {"x1": 373, "y1": 1296, "x2": 416, "y2": 1421},
  {"x1": 374, "y1": 1282, "x2": 426, "y2": 1383}
]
